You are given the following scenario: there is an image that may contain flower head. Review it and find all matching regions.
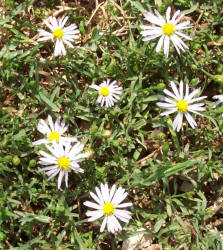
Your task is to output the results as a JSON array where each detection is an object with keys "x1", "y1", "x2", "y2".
[
  {"x1": 90, "y1": 80, "x2": 122, "y2": 107},
  {"x1": 84, "y1": 183, "x2": 132, "y2": 233},
  {"x1": 33, "y1": 115, "x2": 77, "y2": 146},
  {"x1": 85, "y1": 149, "x2": 94, "y2": 158},
  {"x1": 213, "y1": 95, "x2": 223, "y2": 108},
  {"x1": 38, "y1": 16, "x2": 80, "y2": 57},
  {"x1": 140, "y1": 7, "x2": 192, "y2": 58},
  {"x1": 157, "y1": 80, "x2": 207, "y2": 131},
  {"x1": 38, "y1": 142, "x2": 87, "y2": 189}
]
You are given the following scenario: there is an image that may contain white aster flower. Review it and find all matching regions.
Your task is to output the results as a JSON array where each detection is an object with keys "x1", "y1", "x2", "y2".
[
  {"x1": 39, "y1": 142, "x2": 87, "y2": 189},
  {"x1": 90, "y1": 79, "x2": 122, "y2": 107},
  {"x1": 157, "y1": 80, "x2": 207, "y2": 132},
  {"x1": 140, "y1": 6, "x2": 192, "y2": 58},
  {"x1": 38, "y1": 16, "x2": 80, "y2": 57},
  {"x1": 33, "y1": 115, "x2": 77, "y2": 146},
  {"x1": 213, "y1": 95, "x2": 223, "y2": 108},
  {"x1": 84, "y1": 183, "x2": 132, "y2": 233}
]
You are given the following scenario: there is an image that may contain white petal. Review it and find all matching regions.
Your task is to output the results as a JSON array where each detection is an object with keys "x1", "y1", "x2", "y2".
[
  {"x1": 179, "y1": 80, "x2": 184, "y2": 99},
  {"x1": 140, "y1": 25, "x2": 160, "y2": 30},
  {"x1": 109, "y1": 215, "x2": 122, "y2": 232},
  {"x1": 95, "y1": 187, "x2": 105, "y2": 204},
  {"x1": 185, "y1": 84, "x2": 189, "y2": 99},
  {"x1": 87, "y1": 211, "x2": 103, "y2": 222},
  {"x1": 185, "y1": 89, "x2": 199, "y2": 102},
  {"x1": 114, "y1": 209, "x2": 131, "y2": 223},
  {"x1": 171, "y1": 10, "x2": 181, "y2": 24},
  {"x1": 63, "y1": 24, "x2": 78, "y2": 31},
  {"x1": 213, "y1": 100, "x2": 222, "y2": 108},
  {"x1": 49, "y1": 16, "x2": 59, "y2": 30},
  {"x1": 175, "y1": 14, "x2": 184, "y2": 24},
  {"x1": 154, "y1": 9, "x2": 166, "y2": 24},
  {"x1": 37, "y1": 119, "x2": 51, "y2": 134},
  {"x1": 166, "y1": 7, "x2": 171, "y2": 22},
  {"x1": 83, "y1": 201, "x2": 101, "y2": 210},
  {"x1": 170, "y1": 34, "x2": 181, "y2": 54},
  {"x1": 43, "y1": 19, "x2": 54, "y2": 31},
  {"x1": 32, "y1": 139, "x2": 49, "y2": 145},
  {"x1": 39, "y1": 150, "x2": 56, "y2": 162},
  {"x1": 65, "y1": 172, "x2": 68, "y2": 187},
  {"x1": 163, "y1": 88, "x2": 179, "y2": 100},
  {"x1": 187, "y1": 108, "x2": 204, "y2": 116},
  {"x1": 90, "y1": 191, "x2": 102, "y2": 205},
  {"x1": 54, "y1": 117, "x2": 61, "y2": 133},
  {"x1": 70, "y1": 153, "x2": 86, "y2": 162},
  {"x1": 70, "y1": 162, "x2": 83, "y2": 170},
  {"x1": 156, "y1": 102, "x2": 176, "y2": 108},
  {"x1": 38, "y1": 36, "x2": 52, "y2": 42},
  {"x1": 54, "y1": 39, "x2": 62, "y2": 57},
  {"x1": 144, "y1": 12, "x2": 164, "y2": 26},
  {"x1": 89, "y1": 84, "x2": 100, "y2": 91},
  {"x1": 114, "y1": 209, "x2": 131, "y2": 219},
  {"x1": 114, "y1": 214, "x2": 129, "y2": 223},
  {"x1": 39, "y1": 165, "x2": 58, "y2": 171},
  {"x1": 47, "y1": 168, "x2": 60, "y2": 180},
  {"x1": 158, "y1": 95, "x2": 175, "y2": 104},
  {"x1": 175, "y1": 21, "x2": 192, "y2": 30},
  {"x1": 188, "y1": 103, "x2": 205, "y2": 108},
  {"x1": 100, "y1": 217, "x2": 108, "y2": 232},
  {"x1": 142, "y1": 34, "x2": 162, "y2": 41},
  {"x1": 163, "y1": 35, "x2": 170, "y2": 58},
  {"x1": 156, "y1": 35, "x2": 165, "y2": 52},
  {"x1": 69, "y1": 142, "x2": 84, "y2": 158},
  {"x1": 62, "y1": 34, "x2": 77, "y2": 41},
  {"x1": 177, "y1": 113, "x2": 183, "y2": 132},
  {"x1": 140, "y1": 29, "x2": 162, "y2": 36},
  {"x1": 173, "y1": 113, "x2": 183, "y2": 131},
  {"x1": 57, "y1": 170, "x2": 64, "y2": 189},
  {"x1": 45, "y1": 166, "x2": 59, "y2": 176},
  {"x1": 62, "y1": 39, "x2": 74, "y2": 48},
  {"x1": 112, "y1": 189, "x2": 127, "y2": 205},
  {"x1": 175, "y1": 31, "x2": 192, "y2": 41},
  {"x1": 115, "y1": 202, "x2": 132, "y2": 208},
  {"x1": 185, "y1": 112, "x2": 197, "y2": 128},
  {"x1": 59, "y1": 40, "x2": 66, "y2": 55},
  {"x1": 187, "y1": 96, "x2": 207, "y2": 104},
  {"x1": 213, "y1": 95, "x2": 223, "y2": 100},
  {"x1": 107, "y1": 215, "x2": 114, "y2": 233},
  {"x1": 45, "y1": 144, "x2": 58, "y2": 158},
  {"x1": 47, "y1": 115, "x2": 54, "y2": 132},
  {"x1": 59, "y1": 126, "x2": 69, "y2": 135},
  {"x1": 38, "y1": 29, "x2": 52, "y2": 36},
  {"x1": 100, "y1": 184, "x2": 108, "y2": 202},
  {"x1": 172, "y1": 35, "x2": 187, "y2": 52},
  {"x1": 170, "y1": 81, "x2": 181, "y2": 100},
  {"x1": 160, "y1": 108, "x2": 177, "y2": 116},
  {"x1": 109, "y1": 185, "x2": 116, "y2": 202},
  {"x1": 59, "y1": 16, "x2": 68, "y2": 28},
  {"x1": 86, "y1": 210, "x2": 103, "y2": 218},
  {"x1": 100, "y1": 97, "x2": 105, "y2": 107}
]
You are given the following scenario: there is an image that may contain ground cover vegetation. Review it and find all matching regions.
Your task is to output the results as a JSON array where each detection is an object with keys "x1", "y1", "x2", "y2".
[{"x1": 0, "y1": 0, "x2": 223, "y2": 249}]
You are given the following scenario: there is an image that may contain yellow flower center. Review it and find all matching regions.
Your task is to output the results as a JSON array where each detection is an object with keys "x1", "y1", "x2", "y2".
[
  {"x1": 53, "y1": 28, "x2": 64, "y2": 39},
  {"x1": 162, "y1": 23, "x2": 175, "y2": 35},
  {"x1": 100, "y1": 86, "x2": 110, "y2": 97},
  {"x1": 48, "y1": 131, "x2": 60, "y2": 142},
  {"x1": 58, "y1": 157, "x2": 71, "y2": 170},
  {"x1": 103, "y1": 202, "x2": 115, "y2": 215},
  {"x1": 177, "y1": 100, "x2": 188, "y2": 112}
]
